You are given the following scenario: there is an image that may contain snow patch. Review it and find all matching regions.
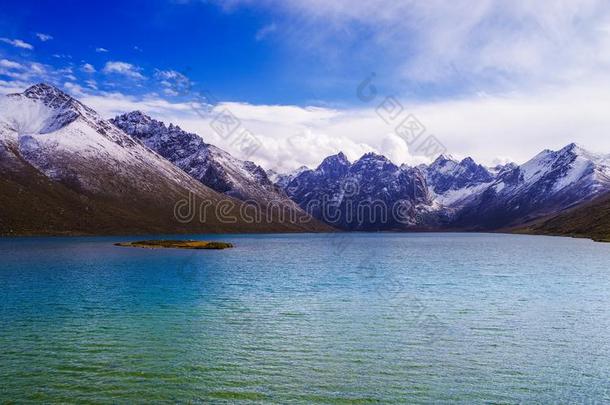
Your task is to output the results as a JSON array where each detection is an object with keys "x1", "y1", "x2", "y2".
[
  {"x1": 0, "y1": 97, "x2": 53, "y2": 136},
  {"x1": 553, "y1": 156, "x2": 591, "y2": 192}
]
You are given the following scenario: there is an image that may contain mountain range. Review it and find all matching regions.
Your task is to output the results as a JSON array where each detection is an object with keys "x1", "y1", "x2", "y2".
[
  {"x1": 0, "y1": 83, "x2": 329, "y2": 235},
  {"x1": 278, "y1": 143, "x2": 610, "y2": 234},
  {"x1": 1, "y1": 83, "x2": 609, "y2": 241},
  {"x1": 110, "y1": 111, "x2": 316, "y2": 228}
]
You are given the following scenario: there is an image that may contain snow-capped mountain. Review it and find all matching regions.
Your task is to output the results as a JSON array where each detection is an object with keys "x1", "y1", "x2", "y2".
[
  {"x1": 275, "y1": 144, "x2": 610, "y2": 231},
  {"x1": 0, "y1": 83, "x2": 324, "y2": 235},
  {"x1": 423, "y1": 154, "x2": 495, "y2": 207},
  {"x1": 1, "y1": 84, "x2": 189, "y2": 197},
  {"x1": 425, "y1": 155, "x2": 494, "y2": 194},
  {"x1": 267, "y1": 166, "x2": 309, "y2": 189},
  {"x1": 111, "y1": 111, "x2": 327, "y2": 229},
  {"x1": 3, "y1": 83, "x2": 609, "y2": 236},
  {"x1": 452, "y1": 143, "x2": 610, "y2": 229},
  {"x1": 283, "y1": 152, "x2": 432, "y2": 230}
]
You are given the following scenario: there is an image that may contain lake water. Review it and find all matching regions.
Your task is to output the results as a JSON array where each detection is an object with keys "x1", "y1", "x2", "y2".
[{"x1": 1, "y1": 233, "x2": 609, "y2": 403}]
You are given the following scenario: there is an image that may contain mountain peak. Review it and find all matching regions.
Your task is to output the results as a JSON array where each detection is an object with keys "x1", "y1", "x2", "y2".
[
  {"x1": 10, "y1": 83, "x2": 102, "y2": 132},
  {"x1": 111, "y1": 111, "x2": 192, "y2": 146},
  {"x1": 22, "y1": 83, "x2": 77, "y2": 110},
  {"x1": 23, "y1": 83, "x2": 67, "y2": 98},
  {"x1": 115, "y1": 111, "x2": 183, "y2": 131},
  {"x1": 358, "y1": 151, "x2": 387, "y2": 161},
  {"x1": 123, "y1": 110, "x2": 152, "y2": 122},
  {"x1": 352, "y1": 152, "x2": 395, "y2": 167},
  {"x1": 333, "y1": 151, "x2": 349, "y2": 162},
  {"x1": 316, "y1": 152, "x2": 351, "y2": 176},
  {"x1": 431, "y1": 153, "x2": 457, "y2": 165},
  {"x1": 559, "y1": 142, "x2": 588, "y2": 155},
  {"x1": 460, "y1": 157, "x2": 476, "y2": 165},
  {"x1": 555, "y1": 142, "x2": 606, "y2": 165},
  {"x1": 318, "y1": 151, "x2": 349, "y2": 166}
]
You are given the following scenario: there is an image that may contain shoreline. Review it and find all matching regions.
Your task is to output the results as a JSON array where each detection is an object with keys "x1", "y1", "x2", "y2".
[{"x1": 1, "y1": 229, "x2": 607, "y2": 244}]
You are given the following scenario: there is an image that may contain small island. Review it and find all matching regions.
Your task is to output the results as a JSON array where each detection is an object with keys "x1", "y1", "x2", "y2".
[{"x1": 115, "y1": 240, "x2": 234, "y2": 250}]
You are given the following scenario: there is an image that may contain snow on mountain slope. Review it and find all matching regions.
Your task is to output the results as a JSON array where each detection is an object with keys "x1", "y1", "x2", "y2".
[
  {"x1": 423, "y1": 154, "x2": 495, "y2": 207},
  {"x1": 267, "y1": 166, "x2": 309, "y2": 189},
  {"x1": 1, "y1": 84, "x2": 185, "y2": 196},
  {"x1": 111, "y1": 111, "x2": 329, "y2": 230},
  {"x1": 452, "y1": 143, "x2": 610, "y2": 229},
  {"x1": 494, "y1": 143, "x2": 610, "y2": 200},
  {"x1": 277, "y1": 143, "x2": 610, "y2": 231},
  {"x1": 0, "y1": 84, "x2": 323, "y2": 234},
  {"x1": 433, "y1": 181, "x2": 491, "y2": 207},
  {"x1": 284, "y1": 152, "x2": 433, "y2": 230}
]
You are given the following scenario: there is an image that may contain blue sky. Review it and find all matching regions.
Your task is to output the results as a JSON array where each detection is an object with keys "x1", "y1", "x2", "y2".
[
  {"x1": 0, "y1": 0, "x2": 416, "y2": 106},
  {"x1": 1, "y1": 0, "x2": 300, "y2": 103},
  {"x1": 0, "y1": 0, "x2": 511, "y2": 105},
  {"x1": 3, "y1": 1, "x2": 610, "y2": 171}
]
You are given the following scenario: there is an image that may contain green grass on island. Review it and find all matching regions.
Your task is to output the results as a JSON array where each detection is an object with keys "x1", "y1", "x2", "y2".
[{"x1": 115, "y1": 240, "x2": 234, "y2": 249}]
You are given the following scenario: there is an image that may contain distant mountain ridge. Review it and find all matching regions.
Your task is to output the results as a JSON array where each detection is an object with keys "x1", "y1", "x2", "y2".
[
  {"x1": 451, "y1": 143, "x2": 610, "y2": 229},
  {"x1": 275, "y1": 143, "x2": 610, "y2": 232},
  {"x1": 283, "y1": 152, "x2": 433, "y2": 230},
  {"x1": 1, "y1": 83, "x2": 609, "y2": 240}
]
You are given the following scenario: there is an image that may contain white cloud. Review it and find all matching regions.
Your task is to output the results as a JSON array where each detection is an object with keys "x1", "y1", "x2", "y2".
[
  {"x1": 30, "y1": 63, "x2": 47, "y2": 75},
  {"x1": 78, "y1": 76, "x2": 610, "y2": 172},
  {"x1": 81, "y1": 63, "x2": 96, "y2": 73},
  {"x1": 0, "y1": 79, "x2": 32, "y2": 95},
  {"x1": 155, "y1": 69, "x2": 187, "y2": 81},
  {"x1": 215, "y1": 1, "x2": 610, "y2": 94},
  {"x1": 95, "y1": 47, "x2": 109, "y2": 53},
  {"x1": 85, "y1": 79, "x2": 98, "y2": 90},
  {"x1": 0, "y1": 61, "x2": 51, "y2": 83},
  {"x1": 0, "y1": 60, "x2": 79, "y2": 93},
  {"x1": 102, "y1": 61, "x2": 145, "y2": 79},
  {"x1": 35, "y1": 33, "x2": 53, "y2": 42},
  {"x1": 255, "y1": 23, "x2": 277, "y2": 41},
  {"x1": 163, "y1": 88, "x2": 179, "y2": 96},
  {"x1": 63, "y1": 82, "x2": 86, "y2": 96},
  {"x1": 0, "y1": 37, "x2": 34, "y2": 50},
  {"x1": 0, "y1": 59, "x2": 22, "y2": 69}
]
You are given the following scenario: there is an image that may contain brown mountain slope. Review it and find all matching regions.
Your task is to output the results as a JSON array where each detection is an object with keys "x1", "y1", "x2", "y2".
[
  {"x1": 0, "y1": 84, "x2": 331, "y2": 236},
  {"x1": 0, "y1": 147, "x2": 321, "y2": 236},
  {"x1": 515, "y1": 192, "x2": 610, "y2": 242}
]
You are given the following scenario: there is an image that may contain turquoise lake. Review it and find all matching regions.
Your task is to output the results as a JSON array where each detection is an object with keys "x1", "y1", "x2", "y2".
[{"x1": 1, "y1": 233, "x2": 609, "y2": 403}]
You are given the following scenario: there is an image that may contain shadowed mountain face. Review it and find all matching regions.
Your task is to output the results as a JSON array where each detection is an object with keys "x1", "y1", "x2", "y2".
[
  {"x1": 451, "y1": 143, "x2": 610, "y2": 230},
  {"x1": 275, "y1": 144, "x2": 610, "y2": 233},
  {"x1": 111, "y1": 111, "x2": 331, "y2": 232},
  {"x1": 284, "y1": 152, "x2": 432, "y2": 231},
  {"x1": 517, "y1": 191, "x2": 610, "y2": 242},
  {"x1": 0, "y1": 84, "x2": 327, "y2": 235},
  {"x1": 2, "y1": 83, "x2": 609, "y2": 238},
  {"x1": 424, "y1": 155, "x2": 494, "y2": 195}
]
